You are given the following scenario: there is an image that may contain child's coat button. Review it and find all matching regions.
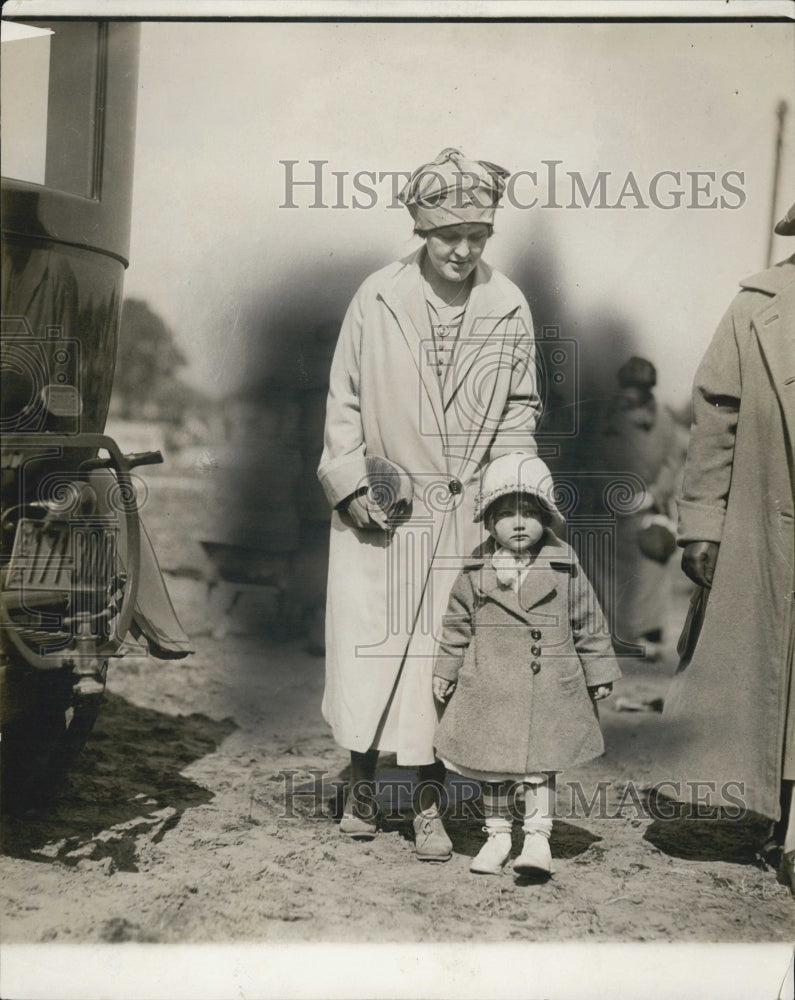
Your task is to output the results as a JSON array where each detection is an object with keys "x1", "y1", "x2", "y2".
[
  {"x1": 531, "y1": 645, "x2": 542, "y2": 656},
  {"x1": 530, "y1": 661, "x2": 541, "y2": 674},
  {"x1": 531, "y1": 628, "x2": 542, "y2": 640}
]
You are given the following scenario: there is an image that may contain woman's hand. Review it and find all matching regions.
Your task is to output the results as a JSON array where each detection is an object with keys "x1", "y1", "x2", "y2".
[
  {"x1": 433, "y1": 676, "x2": 456, "y2": 703},
  {"x1": 345, "y1": 493, "x2": 391, "y2": 532},
  {"x1": 588, "y1": 683, "x2": 613, "y2": 701}
]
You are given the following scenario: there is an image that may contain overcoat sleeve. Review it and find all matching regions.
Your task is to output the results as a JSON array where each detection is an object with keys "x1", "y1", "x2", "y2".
[
  {"x1": 490, "y1": 300, "x2": 541, "y2": 458},
  {"x1": 569, "y1": 561, "x2": 623, "y2": 687},
  {"x1": 676, "y1": 301, "x2": 743, "y2": 545},
  {"x1": 317, "y1": 286, "x2": 369, "y2": 508},
  {"x1": 433, "y1": 571, "x2": 476, "y2": 682}
]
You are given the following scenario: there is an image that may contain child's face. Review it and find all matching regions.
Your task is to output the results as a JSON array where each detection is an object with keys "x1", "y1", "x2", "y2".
[{"x1": 487, "y1": 493, "x2": 545, "y2": 553}]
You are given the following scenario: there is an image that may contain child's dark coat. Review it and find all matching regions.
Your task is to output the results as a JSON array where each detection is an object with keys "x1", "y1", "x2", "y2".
[{"x1": 434, "y1": 532, "x2": 621, "y2": 774}]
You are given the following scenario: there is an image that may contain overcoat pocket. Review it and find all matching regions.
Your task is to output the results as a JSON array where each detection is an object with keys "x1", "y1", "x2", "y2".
[{"x1": 557, "y1": 670, "x2": 585, "y2": 693}]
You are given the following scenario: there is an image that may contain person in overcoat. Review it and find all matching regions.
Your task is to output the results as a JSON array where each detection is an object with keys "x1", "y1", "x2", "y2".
[
  {"x1": 658, "y1": 200, "x2": 795, "y2": 888},
  {"x1": 433, "y1": 453, "x2": 621, "y2": 876},
  {"x1": 318, "y1": 149, "x2": 541, "y2": 858}
]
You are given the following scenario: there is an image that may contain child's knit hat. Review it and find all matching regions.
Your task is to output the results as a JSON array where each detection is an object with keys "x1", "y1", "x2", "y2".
[{"x1": 474, "y1": 451, "x2": 565, "y2": 532}]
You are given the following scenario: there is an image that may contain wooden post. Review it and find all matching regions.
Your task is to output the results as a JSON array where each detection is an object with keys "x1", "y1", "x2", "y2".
[{"x1": 767, "y1": 100, "x2": 788, "y2": 268}]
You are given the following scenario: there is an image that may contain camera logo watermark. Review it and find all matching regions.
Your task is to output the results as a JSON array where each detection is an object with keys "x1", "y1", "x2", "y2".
[{"x1": 1, "y1": 318, "x2": 83, "y2": 435}]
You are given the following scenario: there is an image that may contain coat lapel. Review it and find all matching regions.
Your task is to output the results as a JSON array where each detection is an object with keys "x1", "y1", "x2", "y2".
[
  {"x1": 473, "y1": 534, "x2": 576, "y2": 624},
  {"x1": 747, "y1": 259, "x2": 795, "y2": 457},
  {"x1": 443, "y1": 261, "x2": 521, "y2": 413},
  {"x1": 377, "y1": 250, "x2": 446, "y2": 439}
]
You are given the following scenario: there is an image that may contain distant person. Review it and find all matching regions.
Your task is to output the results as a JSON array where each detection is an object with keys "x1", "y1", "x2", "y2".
[
  {"x1": 596, "y1": 357, "x2": 686, "y2": 658},
  {"x1": 318, "y1": 149, "x2": 540, "y2": 859},
  {"x1": 660, "y1": 200, "x2": 795, "y2": 890},
  {"x1": 432, "y1": 453, "x2": 620, "y2": 876}
]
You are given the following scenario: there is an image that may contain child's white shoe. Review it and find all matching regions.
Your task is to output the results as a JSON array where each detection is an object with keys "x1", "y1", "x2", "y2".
[
  {"x1": 513, "y1": 831, "x2": 552, "y2": 876},
  {"x1": 470, "y1": 820, "x2": 512, "y2": 875}
]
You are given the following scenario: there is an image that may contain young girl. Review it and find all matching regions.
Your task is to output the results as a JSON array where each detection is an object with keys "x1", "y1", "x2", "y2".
[{"x1": 433, "y1": 452, "x2": 621, "y2": 875}]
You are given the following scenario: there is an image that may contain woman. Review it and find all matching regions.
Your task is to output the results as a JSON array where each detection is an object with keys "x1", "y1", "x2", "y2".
[{"x1": 318, "y1": 149, "x2": 541, "y2": 859}]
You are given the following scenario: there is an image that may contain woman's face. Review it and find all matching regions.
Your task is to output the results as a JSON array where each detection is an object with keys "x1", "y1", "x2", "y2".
[
  {"x1": 488, "y1": 493, "x2": 545, "y2": 553},
  {"x1": 424, "y1": 223, "x2": 490, "y2": 283}
]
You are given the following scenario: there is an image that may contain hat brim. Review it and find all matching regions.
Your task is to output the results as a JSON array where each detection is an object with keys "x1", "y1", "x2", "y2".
[
  {"x1": 409, "y1": 202, "x2": 498, "y2": 231},
  {"x1": 774, "y1": 201, "x2": 795, "y2": 236},
  {"x1": 475, "y1": 485, "x2": 566, "y2": 534}
]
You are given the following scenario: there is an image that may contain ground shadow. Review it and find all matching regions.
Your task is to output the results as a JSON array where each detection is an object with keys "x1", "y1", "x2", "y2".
[
  {"x1": 643, "y1": 799, "x2": 769, "y2": 865},
  {"x1": 1, "y1": 692, "x2": 236, "y2": 871},
  {"x1": 548, "y1": 819, "x2": 603, "y2": 859}
]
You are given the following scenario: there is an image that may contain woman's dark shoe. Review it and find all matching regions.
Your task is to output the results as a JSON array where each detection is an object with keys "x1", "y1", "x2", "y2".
[{"x1": 339, "y1": 811, "x2": 378, "y2": 839}]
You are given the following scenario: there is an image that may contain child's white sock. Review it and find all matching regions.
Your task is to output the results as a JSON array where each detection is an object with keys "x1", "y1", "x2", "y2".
[{"x1": 522, "y1": 774, "x2": 554, "y2": 837}]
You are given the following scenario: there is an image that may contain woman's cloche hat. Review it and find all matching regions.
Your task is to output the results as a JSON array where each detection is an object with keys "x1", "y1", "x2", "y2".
[
  {"x1": 398, "y1": 148, "x2": 509, "y2": 231},
  {"x1": 474, "y1": 451, "x2": 566, "y2": 533}
]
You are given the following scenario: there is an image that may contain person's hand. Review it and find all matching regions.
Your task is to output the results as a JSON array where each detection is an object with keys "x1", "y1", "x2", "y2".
[
  {"x1": 345, "y1": 492, "x2": 391, "y2": 532},
  {"x1": 681, "y1": 541, "x2": 719, "y2": 588},
  {"x1": 433, "y1": 676, "x2": 456, "y2": 703},
  {"x1": 588, "y1": 683, "x2": 613, "y2": 701}
]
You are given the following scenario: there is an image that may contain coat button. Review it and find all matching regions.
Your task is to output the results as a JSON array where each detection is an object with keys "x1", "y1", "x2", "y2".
[
  {"x1": 448, "y1": 479, "x2": 462, "y2": 495},
  {"x1": 530, "y1": 661, "x2": 541, "y2": 674},
  {"x1": 531, "y1": 645, "x2": 542, "y2": 657},
  {"x1": 531, "y1": 629, "x2": 542, "y2": 640}
]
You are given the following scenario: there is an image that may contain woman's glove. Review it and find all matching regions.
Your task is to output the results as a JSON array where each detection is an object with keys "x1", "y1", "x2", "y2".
[
  {"x1": 681, "y1": 540, "x2": 719, "y2": 588},
  {"x1": 344, "y1": 492, "x2": 391, "y2": 532}
]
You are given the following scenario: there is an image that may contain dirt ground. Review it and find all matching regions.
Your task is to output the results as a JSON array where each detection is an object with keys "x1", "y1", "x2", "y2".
[{"x1": 2, "y1": 460, "x2": 794, "y2": 951}]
